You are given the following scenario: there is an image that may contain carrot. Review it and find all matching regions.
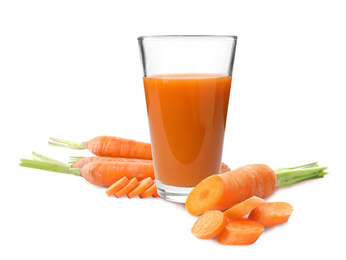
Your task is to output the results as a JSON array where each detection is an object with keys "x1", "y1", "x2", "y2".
[
  {"x1": 223, "y1": 196, "x2": 265, "y2": 221},
  {"x1": 127, "y1": 177, "x2": 153, "y2": 198},
  {"x1": 49, "y1": 136, "x2": 153, "y2": 160},
  {"x1": 139, "y1": 180, "x2": 157, "y2": 198},
  {"x1": 20, "y1": 153, "x2": 155, "y2": 187},
  {"x1": 115, "y1": 178, "x2": 139, "y2": 198},
  {"x1": 71, "y1": 156, "x2": 152, "y2": 169},
  {"x1": 186, "y1": 162, "x2": 328, "y2": 215},
  {"x1": 105, "y1": 177, "x2": 129, "y2": 197},
  {"x1": 220, "y1": 162, "x2": 230, "y2": 173},
  {"x1": 216, "y1": 219, "x2": 264, "y2": 245},
  {"x1": 191, "y1": 210, "x2": 227, "y2": 239},
  {"x1": 248, "y1": 202, "x2": 293, "y2": 226},
  {"x1": 152, "y1": 191, "x2": 160, "y2": 198},
  {"x1": 70, "y1": 156, "x2": 230, "y2": 174}
]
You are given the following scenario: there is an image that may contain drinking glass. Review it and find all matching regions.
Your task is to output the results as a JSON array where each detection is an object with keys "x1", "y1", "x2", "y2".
[{"x1": 138, "y1": 35, "x2": 237, "y2": 203}]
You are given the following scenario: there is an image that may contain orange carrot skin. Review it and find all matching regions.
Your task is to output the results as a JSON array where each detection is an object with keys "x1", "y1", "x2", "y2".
[
  {"x1": 152, "y1": 191, "x2": 160, "y2": 198},
  {"x1": 85, "y1": 136, "x2": 152, "y2": 160},
  {"x1": 248, "y1": 202, "x2": 293, "y2": 226},
  {"x1": 72, "y1": 156, "x2": 152, "y2": 169},
  {"x1": 186, "y1": 164, "x2": 277, "y2": 215},
  {"x1": 216, "y1": 219, "x2": 264, "y2": 245},
  {"x1": 223, "y1": 196, "x2": 265, "y2": 221},
  {"x1": 73, "y1": 157, "x2": 228, "y2": 175},
  {"x1": 220, "y1": 162, "x2": 230, "y2": 173},
  {"x1": 191, "y1": 210, "x2": 227, "y2": 239},
  {"x1": 220, "y1": 164, "x2": 276, "y2": 210},
  {"x1": 80, "y1": 161, "x2": 155, "y2": 187}
]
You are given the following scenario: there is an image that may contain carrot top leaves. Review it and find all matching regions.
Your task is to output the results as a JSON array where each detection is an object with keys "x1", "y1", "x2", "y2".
[
  {"x1": 274, "y1": 162, "x2": 328, "y2": 187},
  {"x1": 20, "y1": 152, "x2": 81, "y2": 176},
  {"x1": 48, "y1": 137, "x2": 86, "y2": 150}
]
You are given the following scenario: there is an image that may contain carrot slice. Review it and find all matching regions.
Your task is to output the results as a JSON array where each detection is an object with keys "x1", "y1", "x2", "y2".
[
  {"x1": 216, "y1": 219, "x2": 264, "y2": 245},
  {"x1": 139, "y1": 180, "x2": 157, "y2": 198},
  {"x1": 105, "y1": 177, "x2": 129, "y2": 197},
  {"x1": 223, "y1": 196, "x2": 265, "y2": 220},
  {"x1": 127, "y1": 177, "x2": 153, "y2": 198},
  {"x1": 191, "y1": 210, "x2": 227, "y2": 239},
  {"x1": 115, "y1": 178, "x2": 139, "y2": 198},
  {"x1": 152, "y1": 191, "x2": 160, "y2": 198},
  {"x1": 248, "y1": 202, "x2": 293, "y2": 226}
]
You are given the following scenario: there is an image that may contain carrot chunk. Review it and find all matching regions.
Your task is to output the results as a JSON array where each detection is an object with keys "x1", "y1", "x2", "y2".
[
  {"x1": 105, "y1": 177, "x2": 129, "y2": 197},
  {"x1": 191, "y1": 210, "x2": 227, "y2": 239},
  {"x1": 139, "y1": 180, "x2": 157, "y2": 198},
  {"x1": 152, "y1": 191, "x2": 160, "y2": 198},
  {"x1": 127, "y1": 177, "x2": 153, "y2": 198},
  {"x1": 216, "y1": 219, "x2": 264, "y2": 245},
  {"x1": 223, "y1": 196, "x2": 265, "y2": 220},
  {"x1": 248, "y1": 202, "x2": 293, "y2": 226},
  {"x1": 115, "y1": 178, "x2": 139, "y2": 198}
]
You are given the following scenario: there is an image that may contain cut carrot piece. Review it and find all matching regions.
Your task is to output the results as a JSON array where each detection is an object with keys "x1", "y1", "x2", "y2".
[
  {"x1": 223, "y1": 196, "x2": 265, "y2": 220},
  {"x1": 152, "y1": 191, "x2": 160, "y2": 198},
  {"x1": 248, "y1": 202, "x2": 293, "y2": 226},
  {"x1": 106, "y1": 177, "x2": 129, "y2": 197},
  {"x1": 139, "y1": 180, "x2": 157, "y2": 198},
  {"x1": 115, "y1": 178, "x2": 139, "y2": 198},
  {"x1": 127, "y1": 177, "x2": 153, "y2": 198},
  {"x1": 191, "y1": 210, "x2": 227, "y2": 239},
  {"x1": 220, "y1": 162, "x2": 230, "y2": 173},
  {"x1": 216, "y1": 219, "x2": 264, "y2": 245},
  {"x1": 186, "y1": 164, "x2": 277, "y2": 216}
]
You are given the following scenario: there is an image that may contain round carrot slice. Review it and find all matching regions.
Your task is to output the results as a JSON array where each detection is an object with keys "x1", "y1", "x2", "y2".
[
  {"x1": 216, "y1": 219, "x2": 264, "y2": 245},
  {"x1": 127, "y1": 177, "x2": 153, "y2": 198},
  {"x1": 139, "y1": 180, "x2": 157, "y2": 198},
  {"x1": 223, "y1": 196, "x2": 265, "y2": 220},
  {"x1": 152, "y1": 191, "x2": 160, "y2": 198},
  {"x1": 105, "y1": 177, "x2": 129, "y2": 197},
  {"x1": 248, "y1": 202, "x2": 293, "y2": 226},
  {"x1": 191, "y1": 210, "x2": 227, "y2": 239},
  {"x1": 115, "y1": 178, "x2": 139, "y2": 198}
]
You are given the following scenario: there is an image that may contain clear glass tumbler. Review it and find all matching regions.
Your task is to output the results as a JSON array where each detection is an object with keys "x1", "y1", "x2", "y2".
[{"x1": 138, "y1": 35, "x2": 237, "y2": 203}]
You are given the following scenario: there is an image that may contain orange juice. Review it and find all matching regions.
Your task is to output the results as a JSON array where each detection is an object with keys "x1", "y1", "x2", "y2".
[{"x1": 143, "y1": 73, "x2": 232, "y2": 187}]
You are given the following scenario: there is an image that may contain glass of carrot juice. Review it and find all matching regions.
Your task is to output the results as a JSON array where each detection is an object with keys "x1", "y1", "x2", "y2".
[{"x1": 138, "y1": 35, "x2": 237, "y2": 203}]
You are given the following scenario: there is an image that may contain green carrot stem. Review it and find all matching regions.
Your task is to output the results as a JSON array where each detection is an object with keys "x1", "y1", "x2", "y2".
[
  {"x1": 275, "y1": 162, "x2": 328, "y2": 187},
  {"x1": 275, "y1": 162, "x2": 319, "y2": 173},
  {"x1": 32, "y1": 152, "x2": 71, "y2": 167},
  {"x1": 48, "y1": 137, "x2": 86, "y2": 150},
  {"x1": 20, "y1": 159, "x2": 81, "y2": 176},
  {"x1": 69, "y1": 156, "x2": 86, "y2": 164}
]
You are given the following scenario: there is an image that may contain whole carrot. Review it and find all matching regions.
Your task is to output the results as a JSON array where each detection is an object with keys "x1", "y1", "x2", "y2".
[
  {"x1": 20, "y1": 154, "x2": 155, "y2": 187},
  {"x1": 70, "y1": 156, "x2": 231, "y2": 174},
  {"x1": 49, "y1": 136, "x2": 153, "y2": 160},
  {"x1": 186, "y1": 162, "x2": 328, "y2": 215},
  {"x1": 70, "y1": 156, "x2": 152, "y2": 169}
]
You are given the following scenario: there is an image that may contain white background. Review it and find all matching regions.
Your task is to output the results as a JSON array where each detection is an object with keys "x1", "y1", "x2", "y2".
[{"x1": 1, "y1": 0, "x2": 345, "y2": 259}]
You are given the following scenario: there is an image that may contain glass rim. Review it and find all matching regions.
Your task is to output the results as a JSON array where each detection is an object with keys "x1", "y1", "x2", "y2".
[{"x1": 138, "y1": 35, "x2": 237, "y2": 41}]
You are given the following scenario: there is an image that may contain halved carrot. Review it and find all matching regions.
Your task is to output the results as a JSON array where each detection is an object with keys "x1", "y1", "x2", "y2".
[
  {"x1": 105, "y1": 177, "x2": 129, "y2": 197},
  {"x1": 191, "y1": 210, "x2": 227, "y2": 239},
  {"x1": 139, "y1": 180, "x2": 157, "y2": 199},
  {"x1": 216, "y1": 219, "x2": 264, "y2": 245},
  {"x1": 186, "y1": 162, "x2": 328, "y2": 216},
  {"x1": 127, "y1": 177, "x2": 153, "y2": 198},
  {"x1": 115, "y1": 178, "x2": 139, "y2": 198},
  {"x1": 223, "y1": 196, "x2": 265, "y2": 220},
  {"x1": 248, "y1": 202, "x2": 293, "y2": 226}
]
